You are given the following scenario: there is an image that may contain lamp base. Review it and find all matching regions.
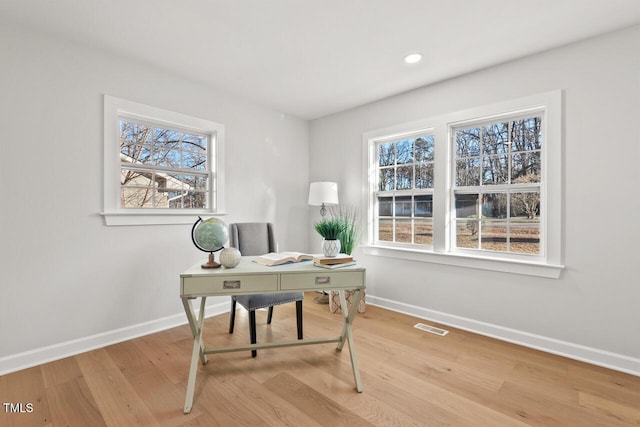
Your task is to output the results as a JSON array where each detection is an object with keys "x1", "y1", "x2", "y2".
[{"x1": 201, "y1": 252, "x2": 221, "y2": 269}]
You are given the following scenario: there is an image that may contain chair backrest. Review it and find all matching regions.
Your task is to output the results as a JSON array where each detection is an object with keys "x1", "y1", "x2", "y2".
[{"x1": 228, "y1": 222, "x2": 276, "y2": 256}]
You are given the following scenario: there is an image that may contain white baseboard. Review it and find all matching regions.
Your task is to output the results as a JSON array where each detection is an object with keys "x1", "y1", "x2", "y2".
[
  {"x1": 0, "y1": 301, "x2": 229, "y2": 376},
  {"x1": 3, "y1": 296, "x2": 638, "y2": 378},
  {"x1": 366, "y1": 295, "x2": 640, "y2": 377}
]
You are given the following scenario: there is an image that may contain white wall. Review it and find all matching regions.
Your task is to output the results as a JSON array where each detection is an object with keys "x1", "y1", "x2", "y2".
[
  {"x1": 2, "y1": 21, "x2": 638, "y2": 377},
  {"x1": 310, "y1": 26, "x2": 640, "y2": 374},
  {"x1": 0, "y1": 23, "x2": 309, "y2": 371}
]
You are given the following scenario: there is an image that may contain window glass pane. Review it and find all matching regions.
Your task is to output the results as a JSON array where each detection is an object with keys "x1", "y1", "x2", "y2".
[
  {"x1": 156, "y1": 192, "x2": 172, "y2": 207},
  {"x1": 120, "y1": 121, "x2": 151, "y2": 145},
  {"x1": 395, "y1": 219, "x2": 412, "y2": 243},
  {"x1": 455, "y1": 193, "x2": 478, "y2": 218},
  {"x1": 510, "y1": 191, "x2": 540, "y2": 220},
  {"x1": 414, "y1": 135, "x2": 434, "y2": 162},
  {"x1": 396, "y1": 139, "x2": 413, "y2": 164},
  {"x1": 183, "y1": 150, "x2": 206, "y2": 170},
  {"x1": 414, "y1": 195, "x2": 433, "y2": 217},
  {"x1": 511, "y1": 117, "x2": 542, "y2": 152},
  {"x1": 482, "y1": 154, "x2": 509, "y2": 185},
  {"x1": 153, "y1": 128, "x2": 181, "y2": 149},
  {"x1": 166, "y1": 191, "x2": 183, "y2": 208},
  {"x1": 379, "y1": 167, "x2": 395, "y2": 191},
  {"x1": 121, "y1": 168, "x2": 151, "y2": 187},
  {"x1": 480, "y1": 221, "x2": 508, "y2": 252},
  {"x1": 157, "y1": 173, "x2": 182, "y2": 191},
  {"x1": 414, "y1": 219, "x2": 433, "y2": 245},
  {"x1": 456, "y1": 221, "x2": 479, "y2": 249},
  {"x1": 396, "y1": 165, "x2": 413, "y2": 190},
  {"x1": 132, "y1": 145, "x2": 151, "y2": 164},
  {"x1": 511, "y1": 151, "x2": 541, "y2": 183},
  {"x1": 120, "y1": 143, "x2": 142, "y2": 162},
  {"x1": 510, "y1": 223, "x2": 540, "y2": 254},
  {"x1": 121, "y1": 187, "x2": 155, "y2": 208},
  {"x1": 481, "y1": 193, "x2": 508, "y2": 219},
  {"x1": 120, "y1": 144, "x2": 151, "y2": 164},
  {"x1": 182, "y1": 134, "x2": 207, "y2": 152},
  {"x1": 120, "y1": 122, "x2": 152, "y2": 162},
  {"x1": 378, "y1": 142, "x2": 395, "y2": 166},
  {"x1": 181, "y1": 191, "x2": 207, "y2": 209},
  {"x1": 456, "y1": 158, "x2": 480, "y2": 186},
  {"x1": 455, "y1": 127, "x2": 480, "y2": 158},
  {"x1": 378, "y1": 218, "x2": 393, "y2": 241},
  {"x1": 416, "y1": 163, "x2": 434, "y2": 189},
  {"x1": 183, "y1": 175, "x2": 208, "y2": 191},
  {"x1": 482, "y1": 122, "x2": 509, "y2": 155},
  {"x1": 395, "y1": 196, "x2": 412, "y2": 217},
  {"x1": 378, "y1": 197, "x2": 393, "y2": 216},
  {"x1": 150, "y1": 147, "x2": 177, "y2": 168}
]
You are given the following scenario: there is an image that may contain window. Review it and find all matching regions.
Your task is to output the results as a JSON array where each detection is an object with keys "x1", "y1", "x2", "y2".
[
  {"x1": 103, "y1": 96, "x2": 225, "y2": 225},
  {"x1": 452, "y1": 115, "x2": 542, "y2": 255},
  {"x1": 363, "y1": 91, "x2": 563, "y2": 277},
  {"x1": 119, "y1": 119, "x2": 209, "y2": 209},
  {"x1": 374, "y1": 133, "x2": 435, "y2": 246}
]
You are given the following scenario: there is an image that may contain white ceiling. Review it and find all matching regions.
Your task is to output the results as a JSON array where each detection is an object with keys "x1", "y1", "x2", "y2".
[{"x1": 2, "y1": 0, "x2": 639, "y2": 119}]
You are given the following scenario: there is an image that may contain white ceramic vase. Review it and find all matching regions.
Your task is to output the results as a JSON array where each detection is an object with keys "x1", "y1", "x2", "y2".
[
  {"x1": 220, "y1": 247, "x2": 242, "y2": 268},
  {"x1": 322, "y1": 239, "x2": 341, "y2": 257}
]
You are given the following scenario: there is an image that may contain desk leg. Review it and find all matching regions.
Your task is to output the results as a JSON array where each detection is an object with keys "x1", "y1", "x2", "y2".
[
  {"x1": 183, "y1": 297, "x2": 207, "y2": 414},
  {"x1": 336, "y1": 289, "x2": 364, "y2": 393},
  {"x1": 182, "y1": 297, "x2": 208, "y2": 365}
]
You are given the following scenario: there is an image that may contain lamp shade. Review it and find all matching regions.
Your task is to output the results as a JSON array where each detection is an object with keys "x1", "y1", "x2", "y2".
[{"x1": 308, "y1": 182, "x2": 339, "y2": 206}]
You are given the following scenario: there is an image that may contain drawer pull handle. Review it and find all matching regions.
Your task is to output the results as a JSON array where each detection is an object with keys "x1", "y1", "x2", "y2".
[
  {"x1": 223, "y1": 280, "x2": 241, "y2": 289},
  {"x1": 315, "y1": 276, "x2": 331, "y2": 285}
]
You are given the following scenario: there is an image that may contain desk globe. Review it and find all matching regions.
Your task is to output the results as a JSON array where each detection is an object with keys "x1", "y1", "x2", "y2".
[{"x1": 191, "y1": 217, "x2": 229, "y2": 268}]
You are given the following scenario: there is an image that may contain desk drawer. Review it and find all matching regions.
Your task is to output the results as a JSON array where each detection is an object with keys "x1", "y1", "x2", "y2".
[
  {"x1": 280, "y1": 271, "x2": 364, "y2": 291},
  {"x1": 182, "y1": 274, "x2": 278, "y2": 296}
]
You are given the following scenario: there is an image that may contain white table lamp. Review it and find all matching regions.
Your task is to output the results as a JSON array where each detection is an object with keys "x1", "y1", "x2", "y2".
[{"x1": 308, "y1": 181, "x2": 339, "y2": 216}]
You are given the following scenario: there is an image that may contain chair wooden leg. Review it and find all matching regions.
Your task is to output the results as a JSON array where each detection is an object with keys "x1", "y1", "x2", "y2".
[
  {"x1": 267, "y1": 306, "x2": 274, "y2": 324},
  {"x1": 249, "y1": 310, "x2": 257, "y2": 357},
  {"x1": 296, "y1": 300, "x2": 303, "y2": 340},
  {"x1": 229, "y1": 298, "x2": 236, "y2": 334}
]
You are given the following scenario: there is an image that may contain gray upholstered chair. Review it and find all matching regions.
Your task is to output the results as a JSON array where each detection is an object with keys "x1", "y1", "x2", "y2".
[{"x1": 228, "y1": 222, "x2": 304, "y2": 357}]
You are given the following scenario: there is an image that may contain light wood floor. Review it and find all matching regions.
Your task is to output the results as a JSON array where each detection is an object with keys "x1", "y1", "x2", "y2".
[{"x1": 2, "y1": 292, "x2": 639, "y2": 426}]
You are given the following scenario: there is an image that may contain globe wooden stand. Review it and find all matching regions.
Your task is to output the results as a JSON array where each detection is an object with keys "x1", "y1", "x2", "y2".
[{"x1": 201, "y1": 252, "x2": 221, "y2": 269}]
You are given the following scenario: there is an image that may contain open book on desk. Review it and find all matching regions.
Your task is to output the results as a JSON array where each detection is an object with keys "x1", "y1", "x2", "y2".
[{"x1": 254, "y1": 252, "x2": 313, "y2": 266}]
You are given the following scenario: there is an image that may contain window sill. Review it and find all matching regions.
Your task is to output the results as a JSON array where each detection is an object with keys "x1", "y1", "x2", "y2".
[
  {"x1": 361, "y1": 245, "x2": 564, "y2": 278},
  {"x1": 101, "y1": 211, "x2": 226, "y2": 226}
]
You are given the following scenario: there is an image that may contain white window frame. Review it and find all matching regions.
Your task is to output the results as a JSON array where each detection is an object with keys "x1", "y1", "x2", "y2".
[
  {"x1": 102, "y1": 95, "x2": 225, "y2": 226},
  {"x1": 362, "y1": 91, "x2": 563, "y2": 278}
]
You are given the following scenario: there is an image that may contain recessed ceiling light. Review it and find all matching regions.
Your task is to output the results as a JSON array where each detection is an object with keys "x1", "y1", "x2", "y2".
[{"x1": 404, "y1": 53, "x2": 422, "y2": 64}]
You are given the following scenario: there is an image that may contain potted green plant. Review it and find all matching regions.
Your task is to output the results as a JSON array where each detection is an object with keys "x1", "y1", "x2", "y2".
[
  {"x1": 332, "y1": 206, "x2": 359, "y2": 255},
  {"x1": 314, "y1": 217, "x2": 346, "y2": 257}
]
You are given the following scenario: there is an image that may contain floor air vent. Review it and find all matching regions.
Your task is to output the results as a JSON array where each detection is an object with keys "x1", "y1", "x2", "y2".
[{"x1": 414, "y1": 323, "x2": 449, "y2": 336}]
